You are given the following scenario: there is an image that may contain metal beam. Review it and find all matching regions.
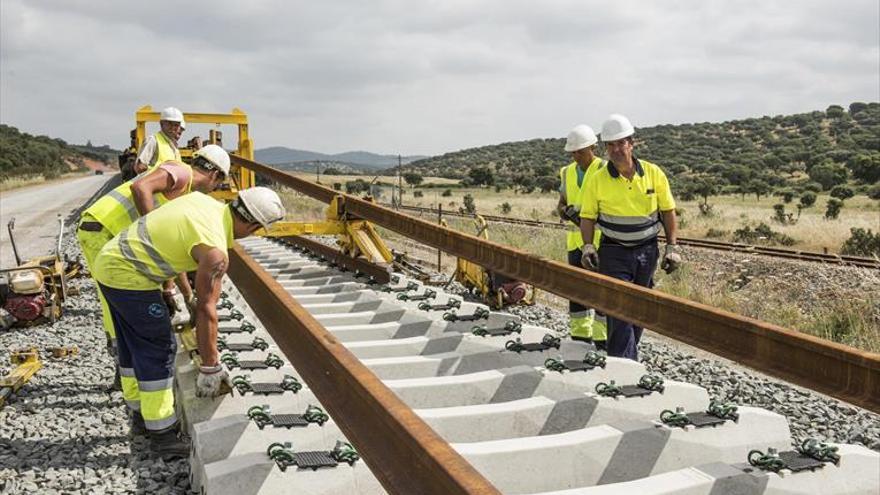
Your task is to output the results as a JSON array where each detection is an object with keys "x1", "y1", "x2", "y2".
[
  {"x1": 232, "y1": 155, "x2": 880, "y2": 412},
  {"x1": 227, "y1": 245, "x2": 500, "y2": 494}
]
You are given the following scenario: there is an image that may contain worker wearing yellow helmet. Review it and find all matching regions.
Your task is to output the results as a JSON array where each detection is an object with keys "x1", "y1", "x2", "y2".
[
  {"x1": 579, "y1": 114, "x2": 682, "y2": 360},
  {"x1": 133, "y1": 106, "x2": 184, "y2": 175},
  {"x1": 92, "y1": 186, "x2": 286, "y2": 458},
  {"x1": 557, "y1": 124, "x2": 608, "y2": 350},
  {"x1": 77, "y1": 145, "x2": 230, "y2": 389}
]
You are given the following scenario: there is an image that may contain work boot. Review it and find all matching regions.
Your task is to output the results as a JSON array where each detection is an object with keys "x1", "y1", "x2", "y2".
[
  {"x1": 129, "y1": 411, "x2": 147, "y2": 436},
  {"x1": 148, "y1": 425, "x2": 191, "y2": 460},
  {"x1": 106, "y1": 367, "x2": 121, "y2": 392},
  {"x1": 570, "y1": 335, "x2": 593, "y2": 345},
  {"x1": 594, "y1": 340, "x2": 607, "y2": 352}
]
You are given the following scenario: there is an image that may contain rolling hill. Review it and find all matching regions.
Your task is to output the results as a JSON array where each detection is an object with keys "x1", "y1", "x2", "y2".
[{"x1": 255, "y1": 146, "x2": 425, "y2": 172}]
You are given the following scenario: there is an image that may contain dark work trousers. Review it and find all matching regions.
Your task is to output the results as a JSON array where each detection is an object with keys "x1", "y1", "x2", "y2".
[{"x1": 598, "y1": 241, "x2": 659, "y2": 360}]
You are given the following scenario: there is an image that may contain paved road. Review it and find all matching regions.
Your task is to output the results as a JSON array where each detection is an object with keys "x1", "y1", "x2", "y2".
[{"x1": 0, "y1": 174, "x2": 114, "y2": 267}]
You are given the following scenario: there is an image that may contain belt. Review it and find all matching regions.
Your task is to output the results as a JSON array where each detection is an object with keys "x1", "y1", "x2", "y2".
[{"x1": 79, "y1": 221, "x2": 106, "y2": 232}]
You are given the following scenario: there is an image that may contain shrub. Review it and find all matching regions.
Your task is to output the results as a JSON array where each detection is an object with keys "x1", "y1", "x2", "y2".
[
  {"x1": 829, "y1": 185, "x2": 855, "y2": 200},
  {"x1": 840, "y1": 228, "x2": 880, "y2": 257},
  {"x1": 772, "y1": 204, "x2": 796, "y2": 224},
  {"x1": 733, "y1": 222, "x2": 795, "y2": 246},
  {"x1": 332, "y1": 182, "x2": 341, "y2": 191},
  {"x1": 824, "y1": 198, "x2": 844, "y2": 220},
  {"x1": 441, "y1": 189, "x2": 452, "y2": 197},
  {"x1": 462, "y1": 194, "x2": 476, "y2": 214},
  {"x1": 413, "y1": 190, "x2": 423, "y2": 198},
  {"x1": 868, "y1": 184, "x2": 880, "y2": 201},
  {"x1": 705, "y1": 228, "x2": 727, "y2": 238},
  {"x1": 499, "y1": 202, "x2": 512, "y2": 214},
  {"x1": 798, "y1": 191, "x2": 817, "y2": 209}
]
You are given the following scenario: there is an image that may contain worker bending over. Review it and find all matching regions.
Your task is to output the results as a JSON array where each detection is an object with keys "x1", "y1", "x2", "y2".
[
  {"x1": 91, "y1": 187, "x2": 285, "y2": 457},
  {"x1": 133, "y1": 106, "x2": 183, "y2": 175},
  {"x1": 77, "y1": 145, "x2": 231, "y2": 388},
  {"x1": 557, "y1": 125, "x2": 608, "y2": 349},
  {"x1": 579, "y1": 114, "x2": 682, "y2": 360}
]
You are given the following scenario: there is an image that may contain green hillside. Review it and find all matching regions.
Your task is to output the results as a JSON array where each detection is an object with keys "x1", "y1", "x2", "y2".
[
  {"x1": 401, "y1": 102, "x2": 880, "y2": 195},
  {"x1": 0, "y1": 124, "x2": 115, "y2": 179}
]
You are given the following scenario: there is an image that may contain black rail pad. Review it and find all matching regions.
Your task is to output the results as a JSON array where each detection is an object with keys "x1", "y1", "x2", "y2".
[
  {"x1": 686, "y1": 412, "x2": 728, "y2": 428},
  {"x1": 224, "y1": 343, "x2": 255, "y2": 352},
  {"x1": 619, "y1": 385, "x2": 654, "y2": 398},
  {"x1": 562, "y1": 360, "x2": 596, "y2": 372},
  {"x1": 518, "y1": 343, "x2": 554, "y2": 352},
  {"x1": 236, "y1": 361, "x2": 270, "y2": 370},
  {"x1": 482, "y1": 327, "x2": 518, "y2": 337},
  {"x1": 291, "y1": 451, "x2": 338, "y2": 470},
  {"x1": 249, "y1": 383, "x2": 288, "y2": 395},
  {"x1": 778, "y1": 451, "x2": 827, "y2": 472},
  {"x1": 218, "y1": 327, "x2": 247, "y2": 334},
  {"x1": 271, "y1": 414, "x2": 311, "y2": 429}
]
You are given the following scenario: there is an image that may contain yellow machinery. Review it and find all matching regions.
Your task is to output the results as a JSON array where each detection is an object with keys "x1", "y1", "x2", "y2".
[
  {"x1": 449, "y1": 215, "x2": 535, "y2": 309},
  {"x1": 0, "y1": 348, "x2": 42, "y2": 410},
  {"x1": 119, "y1": 106, "x2": 257, "y2": 199}
]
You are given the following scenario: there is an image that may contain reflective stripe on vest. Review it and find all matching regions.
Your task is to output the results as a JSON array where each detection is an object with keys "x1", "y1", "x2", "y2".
[
  {"x1": 84, "y1": 164, "x2": 193, "y2": 236},
  {"x1": 151, "y1": 132, "x2": 180, "y2": 168},
  {"x1": 597, "y1": 211, "x2": 661, "y2": 244},
  {"x1": 561, "y1": 158, "x2": 604, "y2": 251},
  {"x1": 117, "y1": 216, "x2": 178, "y2": 283}
]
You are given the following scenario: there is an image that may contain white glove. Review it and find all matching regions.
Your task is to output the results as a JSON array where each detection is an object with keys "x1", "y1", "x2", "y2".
[
  {"x1": 580, "y1": 245, "x2": 599, "y2": 271},
  {"x1": 196, "y1": 364, "x2": 232, "y2": 398},
  {"x1": 661, "y1": 244, "x2": 683, "y2": 274},
  {"x1": 169, "y1": 291, "x2": 190, "y2": 326}
]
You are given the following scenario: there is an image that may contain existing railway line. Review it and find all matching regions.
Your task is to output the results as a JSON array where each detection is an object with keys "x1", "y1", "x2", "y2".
[
  {"x1": 386, "y1": 204, "x2": 880, "y2": 270},
  {"x1": 161, "y1": 157, "x2": 880, "y2": 494}
]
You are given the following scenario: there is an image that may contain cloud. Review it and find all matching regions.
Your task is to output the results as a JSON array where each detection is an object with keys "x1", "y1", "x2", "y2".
[{"x1": 1, "y1": 0, "x2": 877, "y2": 155}]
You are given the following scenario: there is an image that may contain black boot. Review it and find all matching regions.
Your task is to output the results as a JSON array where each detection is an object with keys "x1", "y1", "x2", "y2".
[
  {"x1": 570, "y1": 335, "x2": 594, "y2": 344},
  {"x1": 106, "y1": 367, "x2": 122, "y2": 392},
  {"x1": 594, "y1": 340, "x2": 607, "y2": 352},
  {"x1": 149, "y1": 424, "x2": 191, "y2": 459},
  {"x1": 129, "y1": 411, "x2": 147, "y2": 436}
]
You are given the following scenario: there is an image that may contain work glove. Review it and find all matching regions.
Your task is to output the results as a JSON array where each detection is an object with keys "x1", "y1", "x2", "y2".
[
  {"x1": 161, "y1": 290, "x2": 179, "y2": 318},
  {"x1": 661, "y1": 244, "x2": 683, "y2": 274},
  {"x1": 561, "y1": 205, "x2": 581, "y2": 227},
  {"x1": 196, "y1": 364, "x2": 233, "y2": 398},
  {"x1": 580, "y1": 245, "x2": 600, "y2": 271}
]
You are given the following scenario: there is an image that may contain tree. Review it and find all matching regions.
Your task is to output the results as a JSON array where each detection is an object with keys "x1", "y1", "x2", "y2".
[
  {"x1": 536, "y1": 175, "x2": 558, "y2": 193},
  {"x1": 825, "y1": 105, "x2": 846, "y2": 118},
  {"x1": 868, "y1": 184, "x2": 880, "y2": 201},
  {"x1": 746, "y1": 179, "x2": 771, "y2": 201},
  {"x1": 829, "y1": 185, "x2": 855, "y2": 200},
  {"x1": 824, "y1": 198, "x2": 844, "y2": 220},
  {"x1": 808, "y1": 162, "x2": 848, "y2": 190},
  {"x1": 776, "y1": 189, "x2": 795, "y2": 203},
  {"x1": 846, "y1": 153, "x2": 880, "y2": 183},
  {"x1": 323, "y1": 167, "x2": 341, "y2": 175},
  {"x1": 403, "y1": 172, "x2": 423, "y2": 187},
  {"x1": 462, "y1": 194, "x2": 476, "y2": 214},
  {"x1": 798, "y1": 191, "x2": 817, "y2": 209},
  {"x1": 849, "y1": 102, "x2": 868, "y2": 115},
  {"x1": 332, "y1": 182, "x2": 342, "y2": 191},
  {"x1": 468, "y1": 167, "x2": 494, "y2": 187}
]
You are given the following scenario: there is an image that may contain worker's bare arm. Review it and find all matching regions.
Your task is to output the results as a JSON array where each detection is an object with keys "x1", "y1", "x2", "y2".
[{"x1": 191, "y1": 244, "x2": 227, "y2": 367}]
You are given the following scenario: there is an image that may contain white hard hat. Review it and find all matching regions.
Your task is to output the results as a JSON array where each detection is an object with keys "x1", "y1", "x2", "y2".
[
  {"x1": 180, "y1": 119, "x2": 187, "y2": 130},
  {"x1": 236, "y1": 187, "x2": 286, "y2": 230},
  {"x1": 600, "y1": 114, "x2": 635, "y2": 142},
  {"x1": 192, "y1": 144, "x2": 230, "y2": 177},
  {"x1": 564, "y1": 124, "x2": 598, "y2": 152},
  {"x1": 159, "y1": 107, "x2": 184, "y2": 123}
]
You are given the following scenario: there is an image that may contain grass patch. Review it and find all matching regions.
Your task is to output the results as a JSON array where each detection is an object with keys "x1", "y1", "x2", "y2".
[{"x1": 0, "y1": 174, "x2": 48, "y2": 192}]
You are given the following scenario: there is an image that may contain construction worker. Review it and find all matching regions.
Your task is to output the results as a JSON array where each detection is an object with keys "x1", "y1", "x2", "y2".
[
  {"x1": 91, "y1": 187, "x2": 286, "y2": 457},
  {"x1": 133, "y1": 107, "x2": 184, "y2": 175},
  {"x1": 77, "y1": 145, "x2": 231, "y2": 387},
  {"x1": 579, "y1": 114, "x2": 682, "y2": 360},
  {"x1": 557, "y1": 125, "x2": 608, "y2": 349}
]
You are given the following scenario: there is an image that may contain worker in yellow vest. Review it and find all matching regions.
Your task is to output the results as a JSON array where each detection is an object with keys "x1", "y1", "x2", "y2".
[
  {"x1": 579, "y1": 114, "x2": 682, "y2": 360},
  {"x1": 133, "y1": 107, "x2": 184, "y2": 175},
  {"x1": 77, "y1": 145, "x2": 231, "y2": 388},
  {"x1": 557, "y1": 124, "x2": 608, "y2": 349},
  {"x1": 92, "y1": 187, "x2": 286, "y2": 458}
]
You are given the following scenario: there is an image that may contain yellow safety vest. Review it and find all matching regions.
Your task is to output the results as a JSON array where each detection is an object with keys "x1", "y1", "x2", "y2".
[
  {"x1": 93, "y1": 192, "x2": 234, "y2": 291},
  {"x1": 560, "y1": 158, "x2": 604, "y2": 251},
  {"x1": 579, "y1": 158, "x2": 676, "y2": 246},
  {"x1": 83, "y1": 163, "x2": 194, "y2": 236},
  {"x1": 150, "y1": 131, "x2": 181, "y2": 168}
]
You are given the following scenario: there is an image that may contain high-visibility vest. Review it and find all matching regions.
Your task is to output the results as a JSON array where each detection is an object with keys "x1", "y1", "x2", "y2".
[
  {"x1": 83, "y1": 163, "x2": 193, "y2": 236},
  {"x1": 150, "y1": 131, "x2": 181, "y2": 168},
  {"x1": 580, "y1": 158, "x2": 676, "y2": 246},
  {"x1": 93, "y1": 192, "x2": 234, "y2": 291},
  {"x1": 560, "y1": 157, "x2": 604, "y2": 251}
]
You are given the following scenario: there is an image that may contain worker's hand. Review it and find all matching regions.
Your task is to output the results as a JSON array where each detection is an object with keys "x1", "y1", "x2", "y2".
[
  {"x1": 196, "y1": 364, "x2": 232, "y2": 398},
  {"x1": 661, "y1": 244, "x2": 683, "y2": 274},
  {"x1": 162, "y1": 290, "x2": 179, "y2": 318},
  {"x1": 185, "y1": 294, "x2": 198, "y2": 327},
  {"x1": 580, "y1": 245, "x2": 599, "y2": 271}
]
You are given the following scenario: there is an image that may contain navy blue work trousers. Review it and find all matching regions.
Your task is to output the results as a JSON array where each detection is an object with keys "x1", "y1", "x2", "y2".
[{"x1": 598, "y1": 241, "x2": 659, "y2": 361}]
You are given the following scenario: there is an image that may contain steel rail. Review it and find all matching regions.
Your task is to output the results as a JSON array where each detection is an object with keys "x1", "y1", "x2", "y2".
[
  {"x1": 232, "y1": 155, "x2": 880, "y2": 412},
  {"x1": 227, "y1": 244, "x2": 501, "y2": 495},
  {"x1": 392, "y1": 205, "x2": 880, "y2": 269}
]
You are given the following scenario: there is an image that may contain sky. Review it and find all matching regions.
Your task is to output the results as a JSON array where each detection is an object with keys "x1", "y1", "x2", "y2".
[{"x1": 1, "y1": 0, "x2": 878, "y2": 156}]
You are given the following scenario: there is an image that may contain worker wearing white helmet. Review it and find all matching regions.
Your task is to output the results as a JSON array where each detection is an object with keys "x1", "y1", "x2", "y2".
[
  {"x1": 78, "y1": 144, "x2": 231, "y2": 390},
  {"x1": 92, "y1": 186, "x2": 285, "y2": 458},
  {"x1": 134, "y1": 106, "x2": 184, "y2": 175},
  {"x1": 557, "y1": 125, "x2": 608, "y2": 349},
  {"x1": 578, "y1": 114, "x2": 681, "y2": 361}
]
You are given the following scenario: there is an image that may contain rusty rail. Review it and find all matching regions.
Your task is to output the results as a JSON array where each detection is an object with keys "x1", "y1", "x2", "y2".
[
  {"x1": 228, "y1": 244, "x2": 500, "y2": 495},
  {"x1": 232, "y1": 155, "x2": 880, "y2": 412}
]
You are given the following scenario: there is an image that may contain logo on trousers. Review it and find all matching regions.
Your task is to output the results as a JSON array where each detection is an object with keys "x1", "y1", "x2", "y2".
[{"x1": 147, "y1": 303, "x2": 166, "y2": 318}]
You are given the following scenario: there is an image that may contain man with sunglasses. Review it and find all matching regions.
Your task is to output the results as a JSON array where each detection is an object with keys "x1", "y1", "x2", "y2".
[
  {"x1": 578, "y1": 114, "x2": 682, "y2": 360},
  {"x1": 91, "y1": 186, "x2": 285, "y2": 458},
  {"x1": 78, "y1": 145, "x2": 231, "y2": 389}
]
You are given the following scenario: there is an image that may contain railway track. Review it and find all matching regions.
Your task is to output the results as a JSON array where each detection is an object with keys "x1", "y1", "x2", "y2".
[
  {"x1": 388, "y1": 204, "x2": 880, "y2": 269},
  {"x1": 178, "y1": 237, "x2": 878, "y2": 494},
  {"x1": 169, "y1": 157, "x2": 880, "y2": 493}
]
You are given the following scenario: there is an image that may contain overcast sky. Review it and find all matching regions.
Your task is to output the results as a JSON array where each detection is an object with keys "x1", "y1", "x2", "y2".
[{"x1": 1, "y1": 0, "x2": 878, "y2": 156}]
